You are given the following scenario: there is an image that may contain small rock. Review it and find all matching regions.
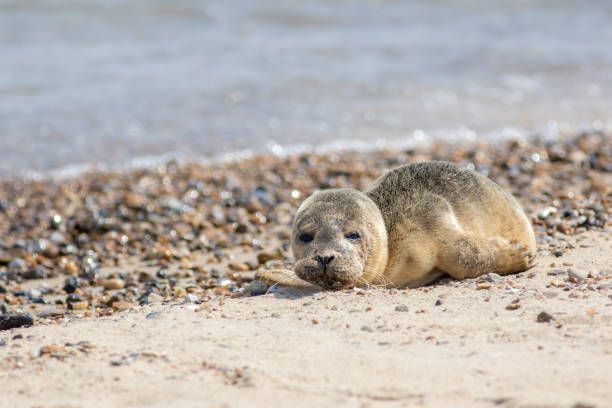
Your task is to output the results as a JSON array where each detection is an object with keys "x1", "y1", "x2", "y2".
[
  {"x1": 257, "y1": 251, "x2": 281, "y2": 265},
  {"x1": 184, "y1": 294, "x2": 199, "y2": 303},
  {"x1": 23, "y1": 266, "x2": 47, "y2": 280},
  {"x1": 360, "y1": 325, "x2": 373, "y2": 332},
  {"x1": 247, "y1": 280, "x2": 268, "y2": 296},
  {"x1": 537, "y1": 311, "x2": 554, "y2": 323},
  {"x1": 69, "y1": 301, "x2": 89, "y2": 310},
  {"x1": 8, "y1": 258, "x2": 27, "y2": 273},
  {"x1": 477, "y1": 282, "x2": 492, "y2": 290},
  {"x1": 111, "y1": 301, "x2": 132, "y2": 312},
  {"x1": 138, "y1": 291, "x2": 163, "y2": 305},
  {"x1": 103, "y1": 279, "x2": 125, "y2": 290},
  {"x1": 146, "y1": 311, "x2": 162, "y2": 319},
  {"x1": 567, "y1": 268, "x2": 587, "y2": 282},
  {"x1": 485, "y1": 273, "x2": 503, "y2": 283},
  {"x1": 228, "y1": 262, "x2": 249, "y2": 272},
  {"x1": 173, "y1": 287, "x2": 187, "y2": 298},
  {"x1": 394, "y1": 304, "x2": 409, "y2": 312},
  {"x1": 435, "y1": 299, "x2": 443, "y2": 306},
  {"x1": 37, "y1": 308, "x2": 65, "y2": 319},
  {"x1": 63, "y1": 277, "x2": 81, "y2": 294},
  {"x1": 0, "y1": 313, "x2": 34, "y2": 330}
]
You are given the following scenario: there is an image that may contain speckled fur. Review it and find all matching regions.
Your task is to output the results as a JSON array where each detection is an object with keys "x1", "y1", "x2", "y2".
[{"x1": 291, "y1": 161, "x2": 536, "y2": 289}]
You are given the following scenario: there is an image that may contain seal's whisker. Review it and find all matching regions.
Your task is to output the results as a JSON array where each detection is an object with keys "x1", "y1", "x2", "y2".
[{"x1": 264, "y1": 272, "x2": 298, "y2": 296}]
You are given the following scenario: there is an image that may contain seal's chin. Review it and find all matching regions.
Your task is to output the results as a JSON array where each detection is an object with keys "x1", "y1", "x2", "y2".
[{"x1": 294, "y1": 258, "x2": 362, "y2": 290}]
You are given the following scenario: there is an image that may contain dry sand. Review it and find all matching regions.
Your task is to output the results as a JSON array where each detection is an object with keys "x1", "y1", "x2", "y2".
[{"x1": 1, "y1": 230, "x2": 611, "y2": 408}]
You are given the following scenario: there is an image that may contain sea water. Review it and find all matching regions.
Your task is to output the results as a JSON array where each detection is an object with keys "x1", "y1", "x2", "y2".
[{"x1": 1, "y1": 0, "x2": 611, "y2": 177}]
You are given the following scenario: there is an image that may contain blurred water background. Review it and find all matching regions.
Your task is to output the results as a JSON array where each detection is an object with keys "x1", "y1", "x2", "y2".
[{"x1": 1, "y1": 0, "x2": 611, "y2": 177}]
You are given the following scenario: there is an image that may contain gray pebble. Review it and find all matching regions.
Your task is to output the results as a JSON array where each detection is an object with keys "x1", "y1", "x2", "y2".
[
  {"x1": 360, "y1": 325, "x2": 373, "y2": 332},
  {"x1": 247, "y1": 280, "x2": 268, "y2": 296},
  {"x1": 146, "y1": 311, "x2": 162, "y2": 319},
  {"x1": 395, "y1": 304, "x2": 409, "y2": 312},
  {"x1": 0, "y1": 313, "x2": 34, "y2": 331}
]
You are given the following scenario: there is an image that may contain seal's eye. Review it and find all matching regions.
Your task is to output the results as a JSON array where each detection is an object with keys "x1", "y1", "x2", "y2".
[
  {"x1": 345, "y1": 232, "x2": 361, "y2": 241},
  {"x1": 299, "y1": 233, "x2": 313, "y2": 243}
]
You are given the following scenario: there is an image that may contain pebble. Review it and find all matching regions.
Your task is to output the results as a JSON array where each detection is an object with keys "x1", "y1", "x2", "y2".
[
  {"x1": 247, "y1": 280, "x2": 268, "y2": 296},
  {"x1": 0, "y1": 313, "x2": 34, "y2": 330},
  {"x1": 111, "y1": 301, "x2": 132, "y2": 312},
  {"x1": 228, "y1": 262, "x2": 250, "y2": 272},
  {"x1": 537, "y1": 311, "x2": 554, "y2": 323},
  {"x1": 103, "y1": 279, "x2": 125, "y2": 290},
  {"x1": 567, "y1": 268, "x2": 588, "y2": 282},
  {"x1": 257, "y1": 251, "x2": 281, "y2": 265},
  {"x1": 360, "y1": 325, "x2": 373, "y2": 332},
  {"x1": 69, "y1": 301, "x2": 89, "y2": 310},
  {"x1": 23, "y1": 266, "x2": 47, "y2": 280},
  {"x1": 63, "y1": 277, "x2": 81, "y2": 294},
  {"x1": 485, "y1": 273, "x2": 504, "y2": 283},
  {"x1": 476, "y1": 282, "x2": 492, "y2": 290},
  {"x1": 146, "y1": 311, "x2": 162, "y2": 319},
  {"x1": 184, "y1": 294, "x2": 200, "y2": 303},
  {"x1": 8, "y1": 258, "x2": 26, "y2": 273},
  {"x1": 37, "y1": 308, "x2": 65, "y2": 319},
  {"x1": 394, "y1": 304, "x2": 409, "y2": 312},
  {"x1": 138, "y1": 292, "x2": 163, "y2": 305}
]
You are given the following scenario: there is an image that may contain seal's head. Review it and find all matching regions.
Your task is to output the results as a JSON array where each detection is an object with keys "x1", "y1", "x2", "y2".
[{"x1": 291, "y1": 189, "x2": 388, "y2": 289}]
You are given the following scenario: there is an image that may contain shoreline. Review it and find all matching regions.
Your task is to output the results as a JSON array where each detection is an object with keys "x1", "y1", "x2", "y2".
[
  {"x1": 1, "y1": 131, "x2": 610, "y2": 317},
  {"x1": 4, "y1": 124, "x2": 611, "y2": 182},
  {"x1": 0, "y1": 132, "x2": 611, "y2": 407}
]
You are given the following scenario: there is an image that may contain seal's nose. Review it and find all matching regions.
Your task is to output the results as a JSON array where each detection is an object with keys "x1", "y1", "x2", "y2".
[{"x1": 315, "y1": 255, "x2": 335, "y2": 267}]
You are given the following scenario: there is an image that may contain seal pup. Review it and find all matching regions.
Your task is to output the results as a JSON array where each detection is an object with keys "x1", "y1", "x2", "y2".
[{"x1": 291, "y1": 161, "x2": 535, "y2": 289}]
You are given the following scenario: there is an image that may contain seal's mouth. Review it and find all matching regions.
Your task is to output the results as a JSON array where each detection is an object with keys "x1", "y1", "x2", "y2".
[{"x1": 294, "y1": 259, "x2": 360, "y2": 290}]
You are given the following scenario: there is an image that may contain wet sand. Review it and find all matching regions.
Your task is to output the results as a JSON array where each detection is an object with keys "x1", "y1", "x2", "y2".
[{"x1": 0, "y1": 132, "x2": 611, "y2": 407}]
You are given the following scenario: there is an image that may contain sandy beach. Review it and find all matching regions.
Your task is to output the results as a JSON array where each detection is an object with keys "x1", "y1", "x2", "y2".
[{"x1": 1, "y1": 133, "x2": 611, "y2": 407}]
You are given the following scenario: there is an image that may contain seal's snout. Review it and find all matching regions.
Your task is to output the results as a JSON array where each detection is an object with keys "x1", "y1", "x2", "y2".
[{"x1": 315, "y1": 255, "x2": 335, "y2": 268}]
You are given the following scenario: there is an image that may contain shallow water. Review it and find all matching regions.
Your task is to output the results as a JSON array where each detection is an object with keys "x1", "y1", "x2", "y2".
[{"x1": 1, "y1": 0, "x2": 611, "y2": 177}]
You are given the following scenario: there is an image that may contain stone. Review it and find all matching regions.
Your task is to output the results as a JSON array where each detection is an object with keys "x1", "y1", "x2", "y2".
[
  {"x1": 257, "y1": 251, "x2": 281, "y2": 265},
  {"x1": 8, "y1": 258, "x2": 26, "y2": 273},
  {"x1": 103, "y1": 279, "x2": 125, "y2": 290},
  {"x1": 23, "y1": 266, "x2": 47, "y2": 280},
  {"x1": 137, "y1": 291, "x2": 163, "y2": 305},
  {"x1": 0, "y1": 313, "x2": 34, "y2": 330},
  {"x1": 63, "y1": 277, "x2": 81, "y2": 294},
  {"x1": 247, "y1": 280, "x2": 268, "y2": 296},
  {"x1": 228, "y1": 262, "x2": 249, "y2": 272},
  {"x1": 111, "y1": 301, "x2": 133, "y2": 312},
  {"x1": 567, "y1": 268, "x2": 587, "y2": 282},
  {"x1": 69, "y1": 301, "x2": 89, "y2": 310},
  {"x1": 395, "y1": 304, "x2": 409, "y2": 312},
  {"x1": 37, "y1": 308, "x2": 65, "y2": 319},
  {"x1": 537, "y1": 311, "x2": 554, "y2": 323}
]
